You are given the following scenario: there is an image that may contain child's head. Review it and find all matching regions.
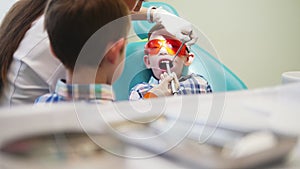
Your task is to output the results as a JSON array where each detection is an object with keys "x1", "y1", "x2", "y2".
[
  {"x1": 45, "y1": 0, "x2": 130, "y2": 83},
  {"x1": 144, "y1": 24, "x2": 194, "y2": 80}
]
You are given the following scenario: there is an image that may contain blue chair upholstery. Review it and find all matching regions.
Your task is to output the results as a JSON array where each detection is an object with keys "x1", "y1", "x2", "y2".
[
  {"x1": 113, "y1": 2, "x2": 247, "y2": 101},
  {"x1": 188, "y1": 45, "x2": 247, "y2": 92}
]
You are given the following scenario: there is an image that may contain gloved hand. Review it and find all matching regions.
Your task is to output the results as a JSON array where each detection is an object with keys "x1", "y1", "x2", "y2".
[
  {"x1": 149, "y1": 72, "x2": 180, "y2": 97},
  {"x1": 152, "y1": 7, "x2": 198, "y2": 46}
]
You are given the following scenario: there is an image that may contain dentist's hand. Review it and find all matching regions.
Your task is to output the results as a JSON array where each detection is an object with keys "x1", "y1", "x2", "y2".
[
  {"x1": 152, "y1": 7, "x2": 198, "y2": 46},
  {"x1": 147, "y1": 72, "x2": 180, "y2": 97}
]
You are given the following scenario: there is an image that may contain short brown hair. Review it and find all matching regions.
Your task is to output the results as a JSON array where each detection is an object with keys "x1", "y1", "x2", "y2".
[
  {"x1": 148, "y1": 23, "x2": 165, "y2": 40},
  {"x1": 45, "y1": 0, "x2": 130, "y2": 70}
]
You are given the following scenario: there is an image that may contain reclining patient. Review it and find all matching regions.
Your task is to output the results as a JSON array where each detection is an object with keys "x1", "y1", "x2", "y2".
[{"x1": 129, "y1": 24, "x2": 212, "y2": 100}]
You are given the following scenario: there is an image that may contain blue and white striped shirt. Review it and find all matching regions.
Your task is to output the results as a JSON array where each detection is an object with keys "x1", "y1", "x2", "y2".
[{"x1": 129, "y1": 73, "x2": 212, "y2": 100}]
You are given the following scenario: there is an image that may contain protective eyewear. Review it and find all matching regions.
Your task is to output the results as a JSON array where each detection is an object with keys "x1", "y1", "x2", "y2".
[{"x1": 145, "y1": 39, "x2": 188, "y2": 56}]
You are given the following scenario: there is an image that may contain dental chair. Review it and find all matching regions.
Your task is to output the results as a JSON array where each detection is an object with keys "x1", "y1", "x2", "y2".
[{"x1": 113, "y1": 2, "x2": 247, "y2": 101}]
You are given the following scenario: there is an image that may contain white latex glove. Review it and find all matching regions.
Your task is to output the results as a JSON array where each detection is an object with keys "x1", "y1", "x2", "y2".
[
  {"x1": 149, "y1": 72, "x2": 180, "y2": 97},
  {"x1": 152, "y1": 7, "x2": 198, "y2": 46}
]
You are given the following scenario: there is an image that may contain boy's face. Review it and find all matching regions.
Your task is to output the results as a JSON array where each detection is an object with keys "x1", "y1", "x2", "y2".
[{"x1": 144, "y1": 29, "x2": 193, "y2": 80}]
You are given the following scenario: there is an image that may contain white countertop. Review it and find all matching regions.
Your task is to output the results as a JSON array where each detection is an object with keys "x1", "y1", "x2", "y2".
[{"x1": 0, "y1": 82, "x2": 299, "y2": 169}]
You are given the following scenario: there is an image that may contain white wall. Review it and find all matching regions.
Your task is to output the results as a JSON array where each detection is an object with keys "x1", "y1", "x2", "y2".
[
  {"x1": 1, "y1": 0, "x2": 299, "y2": 89},
  {"x1": 0, "y1": 0, "x2": 16, "y2": 24},
  {"x1": 159, "y1": 0, "x2": 300, "y2": 89}
]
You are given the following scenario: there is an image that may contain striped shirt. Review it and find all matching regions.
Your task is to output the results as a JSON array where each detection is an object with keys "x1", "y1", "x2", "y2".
[
  {"x1": 35, "y1": 79, "x2": 115, "y2": 104},
  {"x1": 129, "y1": 73, "x2": 212, "y2": 100}
]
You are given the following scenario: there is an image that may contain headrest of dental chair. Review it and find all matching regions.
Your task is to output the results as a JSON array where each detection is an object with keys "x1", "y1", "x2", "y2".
[{"x1": 133, "y1": 2, "x2": 179, "y2": 40}]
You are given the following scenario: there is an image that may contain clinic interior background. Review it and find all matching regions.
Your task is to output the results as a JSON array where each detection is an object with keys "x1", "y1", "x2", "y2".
[{"x1": 1, "y1": 0, "x2": 299, "y2": 89}]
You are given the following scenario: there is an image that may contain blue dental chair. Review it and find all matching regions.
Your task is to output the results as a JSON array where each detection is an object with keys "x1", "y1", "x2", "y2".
[{"x1": 113, "y1": 2, "x2": 247, "y2": 101}]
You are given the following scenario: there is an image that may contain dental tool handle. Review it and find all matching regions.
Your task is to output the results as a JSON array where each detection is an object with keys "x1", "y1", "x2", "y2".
[{"x1": 165, "y1": 61, "x2": 177, "y2": 95}]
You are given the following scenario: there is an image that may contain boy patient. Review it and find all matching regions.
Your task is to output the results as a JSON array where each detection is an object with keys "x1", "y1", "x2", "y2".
[
  {"x1": 129, "y1": 24, "x2": 212, "y2": 100},
  {"x1": 35, "y1": 0, "x2": 130, "y2": 103}
]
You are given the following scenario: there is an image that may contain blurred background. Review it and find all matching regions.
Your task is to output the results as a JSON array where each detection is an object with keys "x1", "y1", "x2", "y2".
[{"x1": 1, "y1": 0, "x2": 299, "y2": 89}]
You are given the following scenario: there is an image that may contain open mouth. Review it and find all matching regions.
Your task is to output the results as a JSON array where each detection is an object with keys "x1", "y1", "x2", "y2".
[{"x1": 159, "y1": 59, "x2": 173, "y2": 70}]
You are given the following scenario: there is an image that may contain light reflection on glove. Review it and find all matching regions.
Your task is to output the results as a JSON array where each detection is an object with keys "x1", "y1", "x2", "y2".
[
  {"x1": 149, "y1": 72, "x2": 180, "y2": 97},
  {"x1": 152, "y1": 7, "x2": 198, "y2": 46}
]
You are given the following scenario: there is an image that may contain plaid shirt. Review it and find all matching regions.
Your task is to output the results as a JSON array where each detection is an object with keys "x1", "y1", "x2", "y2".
[
  {"x1": 35, "y1": 79, "x2": 115, "y2": 104},
  {"x1": 129, "y1": 73, "x2": 212, "y2": 100}
]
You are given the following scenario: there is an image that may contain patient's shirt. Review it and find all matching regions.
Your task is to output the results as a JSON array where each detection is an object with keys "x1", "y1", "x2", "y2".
[{"x1": 129, "y1": 73, "x2": 212, "y2": 100}]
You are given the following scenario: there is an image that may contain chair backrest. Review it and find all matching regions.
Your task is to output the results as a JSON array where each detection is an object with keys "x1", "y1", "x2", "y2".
[{"x1": 113, "y1": 2, "x2": 247, "y2": 101}]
